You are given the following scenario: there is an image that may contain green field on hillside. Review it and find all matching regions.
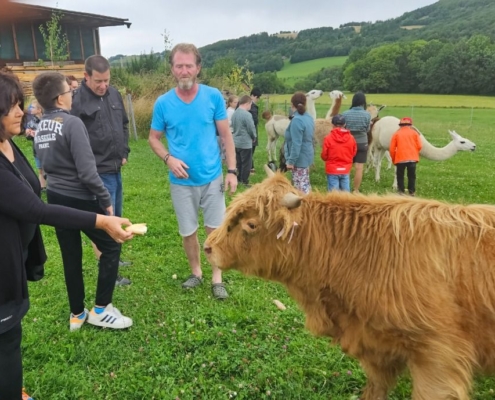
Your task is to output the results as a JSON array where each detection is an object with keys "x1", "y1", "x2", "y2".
[
  {"x1": 266, "y1": 93, "x2": 495, "y2": 111},
  {"x1": 276, "y1": 57, "x2": 348, "y2": 85}
]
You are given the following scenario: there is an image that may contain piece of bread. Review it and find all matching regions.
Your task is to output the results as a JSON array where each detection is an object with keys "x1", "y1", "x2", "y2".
[
  {"x1": 273, "y1": 299, "x2": 287, "y2": 311},
  {"x1": 125, "y1": 223, "x2": 147, "y2": 235}
]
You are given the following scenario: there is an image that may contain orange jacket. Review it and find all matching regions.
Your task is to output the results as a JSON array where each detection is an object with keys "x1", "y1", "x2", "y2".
[{"x1": 389, "y1": 126, "x2": 422, "y2": 164}]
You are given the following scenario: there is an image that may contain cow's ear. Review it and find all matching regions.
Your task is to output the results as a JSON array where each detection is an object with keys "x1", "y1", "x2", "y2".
[{"x1": 240, "y1": 218, "x2": 260, "y2": 234}]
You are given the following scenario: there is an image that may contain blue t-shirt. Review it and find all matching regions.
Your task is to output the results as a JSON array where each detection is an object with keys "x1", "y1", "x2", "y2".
[{"x1": 151, "y1": 84, "x2": 227, "y2": 186}]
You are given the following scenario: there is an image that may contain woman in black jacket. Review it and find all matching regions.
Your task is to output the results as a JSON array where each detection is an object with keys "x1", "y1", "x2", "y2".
[{"x1": 0, "y1": 71, "x2": 133, "y2": 400}]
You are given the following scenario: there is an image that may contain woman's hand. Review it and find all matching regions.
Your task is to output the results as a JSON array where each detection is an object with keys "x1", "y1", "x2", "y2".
[
  {"x1": 95, "y1": 215, "x2": 133, "y2": 243},
  {"x1": 286, "y1": 164, "x2": 294, "y2": 170}
]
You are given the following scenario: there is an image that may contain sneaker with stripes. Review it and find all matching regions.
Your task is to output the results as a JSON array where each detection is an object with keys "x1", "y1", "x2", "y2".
[{"x1": 87, "y1": 303, "x2": 133, "y2": 329}]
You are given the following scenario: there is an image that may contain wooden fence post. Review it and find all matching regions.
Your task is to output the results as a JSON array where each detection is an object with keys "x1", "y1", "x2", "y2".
[{"x1": 126, "y1": 94, "x2": 138, "y2": 140}]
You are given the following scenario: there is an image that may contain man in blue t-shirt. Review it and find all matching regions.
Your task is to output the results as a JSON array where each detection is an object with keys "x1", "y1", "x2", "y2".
[{"x1": 149, "y1": 43, "x2": 238, "y2": 300}]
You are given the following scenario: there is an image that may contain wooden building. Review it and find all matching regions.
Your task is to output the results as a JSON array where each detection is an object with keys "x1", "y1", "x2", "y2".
[{"x1": 0, "y1": 1, "x2": 131, "y2": 94}]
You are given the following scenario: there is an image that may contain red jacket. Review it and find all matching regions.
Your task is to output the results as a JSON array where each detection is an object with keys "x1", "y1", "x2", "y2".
[
  {"x1": 389, "y1": 126, "x2": 422, "y2": 164},
  {"x1": 320, "y1": 127, "x2": 357, "y2": 174}
]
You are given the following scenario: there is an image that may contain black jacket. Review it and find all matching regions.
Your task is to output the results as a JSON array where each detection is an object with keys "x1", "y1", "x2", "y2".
[
  {"x1": 0, "y1": 140, "x2": 96, "y2": 334},
  {"x1": 71, "y1": 81, "x2": 130, "y2": 174},
  {"x1": 248, "y1": 102, "x2": 259, "y2": 146}
]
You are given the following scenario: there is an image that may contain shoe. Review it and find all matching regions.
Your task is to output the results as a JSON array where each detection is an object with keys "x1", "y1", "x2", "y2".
[
  {"x1": 212, "y1": 283, "x2": 229, "y2": 300},
  {"x1": 118, "y1": 259, "x2": 132, "y2": 267},
  {"x1": 87, "y1": 303, "x2": 133, "y2": 329},
  {"x1": 69, "y1": 308, "x2": 88, "y2": 331},
  {"x1": 182, "y1": 274, "x2": 203, "y2": 289},
  {"x1": 115, "y1": 275, "x2": 131, "y2": 286},
  {"x1": 242, "y1": 183, "x2": 252, "y2": 188},
  {"x1": 250, "y1": 169, "x2": 255, "y2": 175},
  {"x1": 22, "y1": 389, "x2": 33, "y2": 400}
]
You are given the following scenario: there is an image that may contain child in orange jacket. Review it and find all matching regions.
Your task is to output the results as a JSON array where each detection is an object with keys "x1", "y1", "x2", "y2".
[
  {"x1": 389, "y1": 117, "x2": 422, "y2": 196},
  {"x1": 321, "y1": 114, "x2": 357, "y2": 192}
]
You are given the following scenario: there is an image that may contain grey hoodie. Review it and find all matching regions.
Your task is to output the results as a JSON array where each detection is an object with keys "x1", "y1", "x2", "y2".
[
  {"x1": 232, "y1": 108, "x2": 256, "y2": 149},
  {"x1": 35, "y1": 109, "x2": 111, "y2": 207}
]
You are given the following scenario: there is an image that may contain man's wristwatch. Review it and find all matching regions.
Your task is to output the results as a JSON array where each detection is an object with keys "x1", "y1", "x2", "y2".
[{"x1": 227, "y1": 169, "x2": 237, "y2": 175}]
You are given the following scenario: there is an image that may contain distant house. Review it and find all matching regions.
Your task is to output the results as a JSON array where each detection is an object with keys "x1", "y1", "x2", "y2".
[{"x1": 0, "y1": 1, "x2": 131, "y2": 94}]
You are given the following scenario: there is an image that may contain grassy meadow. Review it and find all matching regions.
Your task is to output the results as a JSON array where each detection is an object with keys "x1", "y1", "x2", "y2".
[
  {"x1": 16, "y1": 92, "x2": 495, "y2": 399},
  {"x1": 276, "y1": 57, "x2": 348, "y2": 85}
]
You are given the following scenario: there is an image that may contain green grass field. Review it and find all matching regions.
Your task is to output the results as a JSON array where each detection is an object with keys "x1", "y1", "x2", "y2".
[
  {"x1": 276, "y1": 57, "x2": 348, "y2": 85},
  {"x1": 267, "y1": 93, "x2": 495, "y2": 109},
  {"x1": 16, "y1": 96, "x2": 495, "y2": 399}
]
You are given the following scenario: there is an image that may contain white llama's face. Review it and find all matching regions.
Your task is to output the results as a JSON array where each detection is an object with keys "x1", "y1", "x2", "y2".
[
  {"x1": 329, "y1": 90, "x2": 346, "y2": 100},
  {"x1": 306, "y1": 90, "x2": 323, "y2": 100},
  {"x1": 449, "y1": 130, "x2": 476, "y2": 151}
]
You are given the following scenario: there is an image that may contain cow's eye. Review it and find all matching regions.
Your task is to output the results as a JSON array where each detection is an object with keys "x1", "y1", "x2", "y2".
[{"x1": 241, "y1": 218, "x2": 259, "y2": 234}]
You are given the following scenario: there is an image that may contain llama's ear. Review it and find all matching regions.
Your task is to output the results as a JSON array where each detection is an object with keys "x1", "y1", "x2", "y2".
[
  {"x1": 378, "y1": 105, "x2": 386, "y2": 111},
  {"x1": 448, "y1": 130, "x2": 460, "y2": 139}
]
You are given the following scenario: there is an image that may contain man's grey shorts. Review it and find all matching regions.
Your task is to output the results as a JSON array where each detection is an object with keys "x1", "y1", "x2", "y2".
[{"x1": 170, "y1": 174, "x2": 226, "y2": 237}]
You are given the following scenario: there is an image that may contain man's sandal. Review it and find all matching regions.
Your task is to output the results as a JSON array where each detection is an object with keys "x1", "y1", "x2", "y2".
[
  {"x1": 211, "y1": 283, "x2": 229, "y2": 300},
  {"x1": 182, "y1": 274, "x2": 203, "y2": 289}
]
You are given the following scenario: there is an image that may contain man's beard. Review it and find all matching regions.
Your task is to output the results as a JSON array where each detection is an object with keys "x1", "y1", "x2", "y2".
[{"x1": 177, "y1": 77, "x2": 195, "y2": 90}]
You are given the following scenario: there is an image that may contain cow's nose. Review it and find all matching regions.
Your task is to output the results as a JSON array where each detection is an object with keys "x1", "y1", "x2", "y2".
[{"x1": 204, "y1": 245, "x2": 212, "y2": 255}]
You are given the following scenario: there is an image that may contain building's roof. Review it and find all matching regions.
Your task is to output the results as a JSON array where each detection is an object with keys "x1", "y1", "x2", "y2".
[{"x1": 1, "y1": 2, "x2": 132, "y2": 28}]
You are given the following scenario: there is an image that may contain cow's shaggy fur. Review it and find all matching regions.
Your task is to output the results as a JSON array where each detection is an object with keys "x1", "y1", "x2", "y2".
[{"x1": 205, "y1": 172, "x2": 495, "y2": 399}]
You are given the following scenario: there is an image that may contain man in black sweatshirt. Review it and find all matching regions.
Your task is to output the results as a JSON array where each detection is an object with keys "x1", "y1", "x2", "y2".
[{"x1": 71, "y1": 55, "x2": 133, "y2": 279}]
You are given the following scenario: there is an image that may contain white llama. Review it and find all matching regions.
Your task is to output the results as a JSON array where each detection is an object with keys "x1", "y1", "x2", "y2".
[{"x1": 371, "y1": 116, "x2": 476, "y2": 187}]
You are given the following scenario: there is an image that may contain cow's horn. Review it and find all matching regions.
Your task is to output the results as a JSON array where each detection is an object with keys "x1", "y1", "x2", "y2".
[
  {"x1": 264, "y1": 164, "x2": 275, "y2": 177},
  {"x1": 281, "y1": 193, "x2": 302, "y2": 209}
]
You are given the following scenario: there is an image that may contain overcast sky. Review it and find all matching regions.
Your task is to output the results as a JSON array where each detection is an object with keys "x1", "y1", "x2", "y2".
[{"x1": 16, "y1": 0, "x2": 438, "y2": 57}]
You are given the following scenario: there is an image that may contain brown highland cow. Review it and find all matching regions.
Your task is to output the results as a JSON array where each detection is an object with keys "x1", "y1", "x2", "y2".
[{"x1": 204, "y1": 166, "x2": 495, "y2": 400}]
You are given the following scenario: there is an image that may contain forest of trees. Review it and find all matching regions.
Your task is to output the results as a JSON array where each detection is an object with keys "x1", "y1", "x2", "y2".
[
  {"x1": 343, "y1": 35, "x2": 495, "y2": 94},
  {"x1": 111, "y1": 0, "x2": 495, "y2": 96},
  {"x1": 245, "y1": 34, "x2": 495, "y2": 95},
  {"x1": 197, "y1": 0, "x2": 495, "y2": 73}
]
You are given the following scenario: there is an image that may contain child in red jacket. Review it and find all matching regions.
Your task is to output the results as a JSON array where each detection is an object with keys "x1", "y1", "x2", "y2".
[
  {"x1": 389, "y1": 117, "x2": 422, "y2": 196},
  {"x1": 321, "y1": 114, "x2": 357, "y2": 192}
]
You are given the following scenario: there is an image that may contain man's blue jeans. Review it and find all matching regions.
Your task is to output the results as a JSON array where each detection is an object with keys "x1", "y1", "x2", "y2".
[
  {"x1": 99, "y1": 172, "x2": 123, "y2": 217},
  {"x1": 327, "y1": 174, "x2": 350, "y2": 192}
]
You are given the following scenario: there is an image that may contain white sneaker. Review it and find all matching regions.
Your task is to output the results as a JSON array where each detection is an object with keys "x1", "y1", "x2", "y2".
[
  {"x1": 70, "y1": 308, "x2": 89, "y2": 331},
  {"x1": 87, "y1": 303, "x2": 133, "y2": 329}
]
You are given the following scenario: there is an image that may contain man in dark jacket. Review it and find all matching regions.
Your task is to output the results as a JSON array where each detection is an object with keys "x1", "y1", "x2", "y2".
[
  {"x1": 71, "y1": 55, "x2": 132, "y2": 283},
  {"x1": 248, "y1": 87, "x2": 261, "y2": 173}
]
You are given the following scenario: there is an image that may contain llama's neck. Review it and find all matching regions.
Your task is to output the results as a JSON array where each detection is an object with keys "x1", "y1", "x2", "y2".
[
  {"x1": 420, "y1": 136, "x2": 458, "y2": 161},
  {"x1": 325, "y1": 97, "x2": 343, "y2": 120},
  {"x1": 307, "y1": 98, "x2": 317, "y2": 120}
]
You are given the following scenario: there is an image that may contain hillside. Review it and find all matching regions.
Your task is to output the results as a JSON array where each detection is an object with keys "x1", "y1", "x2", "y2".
[
  {"x1": 199, "y1": 0, "x2": 495, "y2": 72},
  {"x1": 277, "y1": 57, "x2": 347, "y2": 85}
]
